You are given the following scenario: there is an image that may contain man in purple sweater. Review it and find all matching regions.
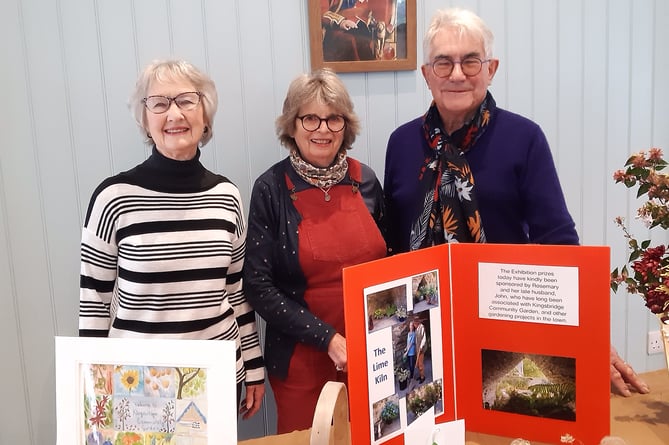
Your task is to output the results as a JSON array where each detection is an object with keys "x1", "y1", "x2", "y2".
[{"x1": 384, "y1": 7, "x2": 649, "y2": 397}]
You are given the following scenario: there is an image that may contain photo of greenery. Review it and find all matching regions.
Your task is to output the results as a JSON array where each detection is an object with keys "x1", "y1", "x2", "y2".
[{"x1": 481, "y1": 350, "x2": 576, "y2": 421}]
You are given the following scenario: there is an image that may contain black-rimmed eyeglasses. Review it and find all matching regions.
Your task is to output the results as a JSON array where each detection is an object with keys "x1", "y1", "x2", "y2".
[
  {"x1": 297, "y1": 114, "x2": 346, "y2": 132},
  {"x1": 143, "y1": 91, "x2": 202, "y2": 114},
  {"x1": 428, "y1": 56, "x2": 491, "y2": 78}
]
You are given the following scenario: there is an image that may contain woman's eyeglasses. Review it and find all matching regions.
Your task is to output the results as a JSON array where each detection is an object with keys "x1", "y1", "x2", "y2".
[
  {"x1": 143, "y1": 91, "x2": 202, "y2": 114},
  {"x1": 296, "y1": 114, "x2": 346, "y2": 132}
]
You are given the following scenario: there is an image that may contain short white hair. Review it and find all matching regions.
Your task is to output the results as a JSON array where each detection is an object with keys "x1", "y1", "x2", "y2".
[{"x1": 423, "y1": 8, "x2": 495, "y2": 64}]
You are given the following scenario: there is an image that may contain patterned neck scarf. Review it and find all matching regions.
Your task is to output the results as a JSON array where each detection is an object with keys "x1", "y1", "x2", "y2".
[
  {"x1": 409, "y1": 92, "x2": 495, "y2": 250},
  {"x1": 289, "y1": 149, "x2": 349, "y2": 188}
]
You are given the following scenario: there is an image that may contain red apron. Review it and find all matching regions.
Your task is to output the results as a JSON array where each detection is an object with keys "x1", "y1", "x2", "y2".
[{"x1": 270, "y1": 161, "x2": 386, "y2": 433}]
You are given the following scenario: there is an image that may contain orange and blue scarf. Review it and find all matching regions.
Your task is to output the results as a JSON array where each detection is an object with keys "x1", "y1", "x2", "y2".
[{"x1": 409, "y1": 93, "x2": 494, "y2": 250}]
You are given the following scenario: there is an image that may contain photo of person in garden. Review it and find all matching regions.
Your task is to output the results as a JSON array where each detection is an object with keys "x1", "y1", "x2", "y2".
[
  {"x1": 390, "y1": 311, "x2": 434, "y2": 393},
  {"x1": 403, "y1": 319, "x2": 417, "y2": 381}
]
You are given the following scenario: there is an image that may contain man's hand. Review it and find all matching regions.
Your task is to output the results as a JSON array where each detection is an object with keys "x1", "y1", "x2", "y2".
[
  {"x1": 239, "y1": 382, "x2": 265, "y2": 419},
  {"x1": 610, "y1": 345, "x2": 650, "y2": 396},
  {"x1": 339, "y1": 19, "x2": 358, "y2": 31}
]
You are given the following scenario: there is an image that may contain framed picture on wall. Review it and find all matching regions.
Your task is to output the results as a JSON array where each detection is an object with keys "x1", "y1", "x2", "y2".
[
  {"x1": 55, "y1": 336, "x2": 237, "y2": 445},
  {"x1": 308, "y1": 0, "x2": 417, "y2": 73}
]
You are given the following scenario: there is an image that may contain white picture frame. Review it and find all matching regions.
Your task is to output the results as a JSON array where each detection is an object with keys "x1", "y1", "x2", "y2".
[{"x1": 55, "y1": 336, "x2": 237, "y2": 445}]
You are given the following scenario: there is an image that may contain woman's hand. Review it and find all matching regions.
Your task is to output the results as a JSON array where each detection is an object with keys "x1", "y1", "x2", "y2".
[
  {"x1": 328, "y1": 333, "x2": 348, "y2": 372},
  {"x1": 239, "y1": 382, "x2": 265, "y2": 419}
]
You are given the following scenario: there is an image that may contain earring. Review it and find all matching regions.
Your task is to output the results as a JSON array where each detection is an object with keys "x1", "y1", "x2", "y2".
[
  {"x1": 203, "y1": 126, "x2": 209, "y2": 134},
  {"x1": 146, "y1": 132, "x2": 152, "y2": 139}
]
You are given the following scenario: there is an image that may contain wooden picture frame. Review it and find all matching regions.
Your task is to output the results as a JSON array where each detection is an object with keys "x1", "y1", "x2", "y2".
[
  {"x1": 308, "y1": 0, "x2": 417, "y2": 73},
  {"x1": 55, "y1": 336, "x2": 237, "y2": 445}
]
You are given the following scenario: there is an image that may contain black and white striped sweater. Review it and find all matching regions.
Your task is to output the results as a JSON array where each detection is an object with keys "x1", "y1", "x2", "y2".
[{"x1": 79, "y1": 147, "x2": 264, "y2": 385}]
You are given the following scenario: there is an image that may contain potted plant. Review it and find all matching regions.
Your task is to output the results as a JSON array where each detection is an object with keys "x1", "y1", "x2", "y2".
[
  {"x1": 610, "y1": 147, "x2": 669, "y2": 371},
  {"x1": 395, "y1": 366, "x2": 410, "y2": 390},
  {"x1": 380, "y1": 400, "x2": 400, "y2": 424},
  {"x1": 408, "y1": 394, "x2": 429, "y2": 417},
  {"x1": 395, "y1": 305, "x2": 407, "y2": 321},
  {"x1": 425, "y1": 284, "x2": 438, "y2": 304}
]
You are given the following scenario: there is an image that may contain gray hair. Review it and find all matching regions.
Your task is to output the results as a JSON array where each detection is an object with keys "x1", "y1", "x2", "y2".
[
  {"x1": 276, "y1": 68, "x2": 360, "y2": 153},
  {"x1": 423, "y1": 8, "x2": 495, "y2": 64},
  {"x1": 129, "y1": 59, "x2": 218, "y2": 146}
]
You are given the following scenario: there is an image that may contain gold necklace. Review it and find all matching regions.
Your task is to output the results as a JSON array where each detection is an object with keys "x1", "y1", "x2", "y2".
[{"x1": 318, "y1": 185, "x2": 332, "y2": 201}]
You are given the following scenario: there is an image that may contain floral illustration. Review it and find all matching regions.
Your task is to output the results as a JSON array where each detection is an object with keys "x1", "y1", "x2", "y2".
[
  {"x1": 84, "y1": 394, "x2": 113, "y2": 429},
  {"x1": 144, "y1": 367, "x2": 175, "y2": 398},
  {"x1": 114, "y1": 431, "x2": 142, "y2": 445},
  {"x1": 120, "y1": 368, "x2": 140, "y2": 392}
]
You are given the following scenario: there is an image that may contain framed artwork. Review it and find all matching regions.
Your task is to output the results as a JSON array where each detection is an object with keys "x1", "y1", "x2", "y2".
[
  {"x1": 308, "y1": 0, "x2": 417, "y2": 73},
  {"x1": 55, "y1": 336, "x2": 237, "y2": 445}
]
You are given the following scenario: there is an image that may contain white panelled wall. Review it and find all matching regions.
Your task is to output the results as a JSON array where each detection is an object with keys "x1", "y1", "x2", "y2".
[{"x1": 0, "y1": 0, "x2": 667, "y2": 442}]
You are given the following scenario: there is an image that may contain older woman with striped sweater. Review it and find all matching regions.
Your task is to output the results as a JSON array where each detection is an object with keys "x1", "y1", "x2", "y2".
[{"x1": 78, "y1": 59, "x2": 264, "y2": 418}]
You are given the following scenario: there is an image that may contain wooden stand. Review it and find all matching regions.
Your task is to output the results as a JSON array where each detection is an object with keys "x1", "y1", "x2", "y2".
[{"x1": 309, "y1": 381, "x2": 350, "y2": 445}]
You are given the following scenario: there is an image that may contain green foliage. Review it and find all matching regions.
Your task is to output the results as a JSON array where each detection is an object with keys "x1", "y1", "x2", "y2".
[
  {"x1": 529, "y1": 383, "x2": 575, "y2": 405},
  {"x1": 522, "y1": 359, "x2": 543, "y2": 377},
  {"x1": 493, "y1": 384, "x2": 576, "y2": 421},
  {"x1": 181, "y1": 368, "x2": 206, "y2": 398},
  {"x1": 422, "y1": 383, "x2": 441, "y2": 406},
  {"x1": 380, "y1": 400, "x2": 400, "y2": 423},
  {"x1": 408, "y1": 382, "x2": 443, "y2": 417},
  {"x1": 417, "y1": 284, "x2": 436, "y2": 298},
  {"x1": 408, "y1": 395, "x2": 429, "y2": 417},
  {"x1": 394, "y1": 366, "x2": 410, "y2": 382}
]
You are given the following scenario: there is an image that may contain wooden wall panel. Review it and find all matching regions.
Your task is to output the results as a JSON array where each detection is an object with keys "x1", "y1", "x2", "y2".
[
  {"x1": 556, "y1": 1, "x2": 585, "y2": 229},
  {"x1": 581, "y1": 0, "x2": 608, "y2": 244},
  {"x1": 0, "y1": 166, "x2": 32, "y2": 445}
]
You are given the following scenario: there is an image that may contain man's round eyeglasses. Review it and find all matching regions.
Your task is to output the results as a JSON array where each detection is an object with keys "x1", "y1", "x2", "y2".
[
  {"x1": 297, "y1": 114, "x2": 346, "y2": 132},
  {"x1": 143, "y1": 91, "x2": 202, "y2": 114},
  {"x1": 428, "y1": 57, "x2": 491, "y2": 78}
]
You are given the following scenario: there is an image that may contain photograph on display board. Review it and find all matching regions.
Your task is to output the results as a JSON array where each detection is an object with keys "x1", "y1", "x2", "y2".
[
  {"x1": 360, "y1": 269, "x2": 446, "y2": 444},
  {"x1": 481, "y1": 350, "x2": 576, "y2": 421}
]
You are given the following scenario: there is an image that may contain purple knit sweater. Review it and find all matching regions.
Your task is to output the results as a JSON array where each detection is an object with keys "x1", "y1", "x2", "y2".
[{"x1": 383, "y1": 103, "x2": 579, "y2": 253}]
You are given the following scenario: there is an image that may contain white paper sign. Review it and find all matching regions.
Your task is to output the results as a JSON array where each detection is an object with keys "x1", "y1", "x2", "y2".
[{"x1": 478, "y1": 263, "x2": 580, "y2": 326}]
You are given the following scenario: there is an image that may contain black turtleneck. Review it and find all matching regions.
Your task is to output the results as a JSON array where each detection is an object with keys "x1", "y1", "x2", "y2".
[{"x1": 121, "y1": 146, "x2": 226, "y2": 193}]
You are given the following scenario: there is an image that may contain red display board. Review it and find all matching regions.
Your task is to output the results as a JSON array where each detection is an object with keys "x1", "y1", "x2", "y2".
[{"x1": 342, "y1": 243, "x2": 610, "y2": 445}]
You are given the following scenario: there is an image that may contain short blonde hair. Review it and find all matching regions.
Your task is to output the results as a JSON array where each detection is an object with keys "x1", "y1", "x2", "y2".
[
  {"x1": 276, "y1": 68, "x2": 360, "y2": 153},
  {"x1": 129, "y1": 59, "x2": 218, "y2": 146},
  {"x1": 423, "y1": 8, "x2": 495, "y2": 64}
]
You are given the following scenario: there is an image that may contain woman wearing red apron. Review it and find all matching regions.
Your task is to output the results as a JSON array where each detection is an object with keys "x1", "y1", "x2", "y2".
[{"x1": 244, "y1": 68, "x2": 387, "y2": 433}]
